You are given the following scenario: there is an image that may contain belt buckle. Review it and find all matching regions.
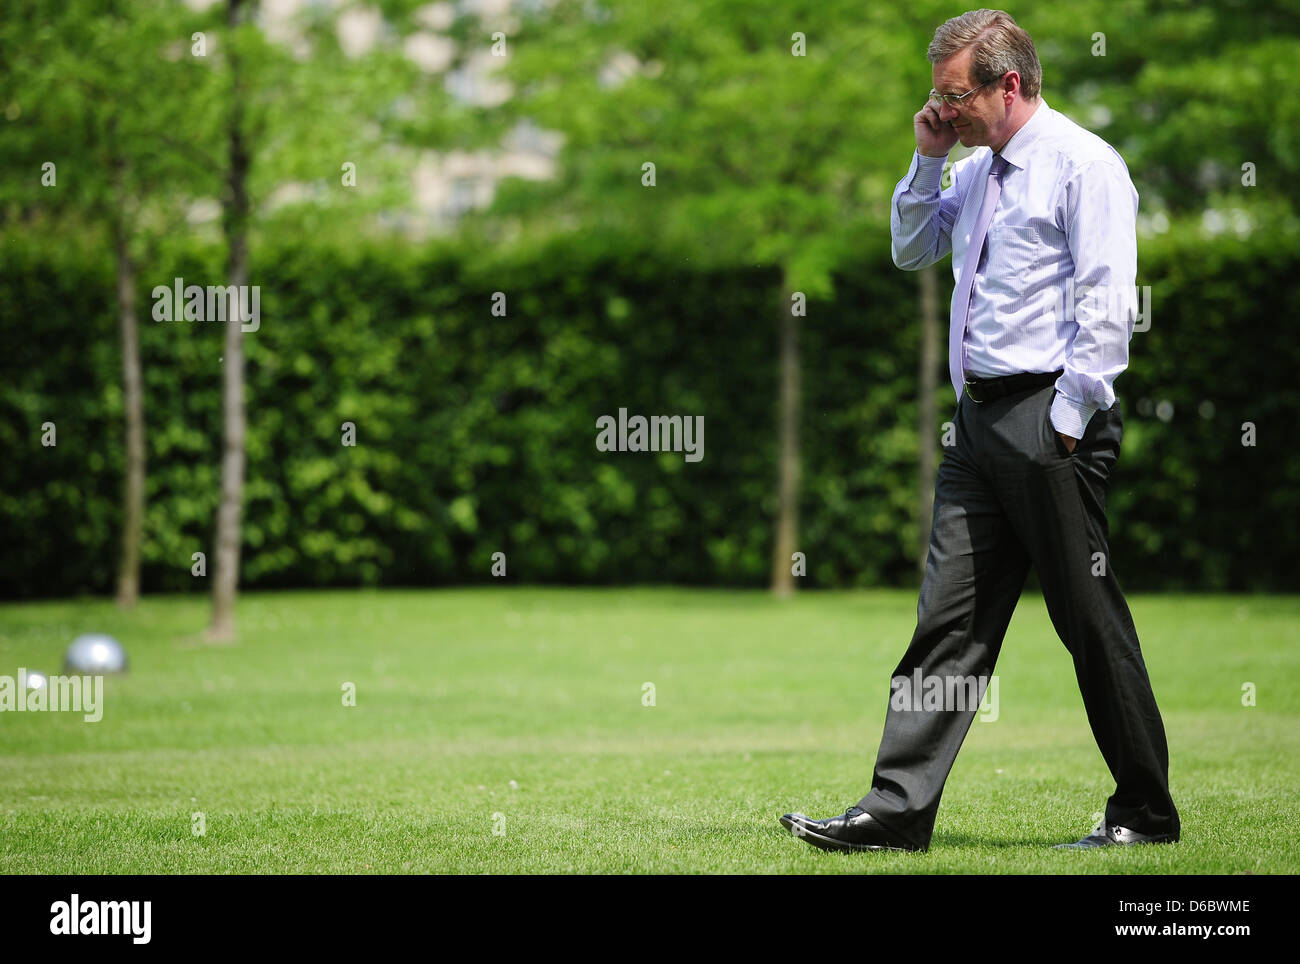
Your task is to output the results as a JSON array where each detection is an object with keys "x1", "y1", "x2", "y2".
[{"x1": 964, "y1": 380, "x2": 983, "y2": 404}]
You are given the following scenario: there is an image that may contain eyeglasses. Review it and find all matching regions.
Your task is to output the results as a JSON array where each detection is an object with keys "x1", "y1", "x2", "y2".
[{"x1": 929, "y1": 75, "x2": 1001, "y2": 108}]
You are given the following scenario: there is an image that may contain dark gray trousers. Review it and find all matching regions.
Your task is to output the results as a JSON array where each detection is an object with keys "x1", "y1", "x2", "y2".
[{"x1": 856, "y1": 382, "x2": 1179, "y2": 848}]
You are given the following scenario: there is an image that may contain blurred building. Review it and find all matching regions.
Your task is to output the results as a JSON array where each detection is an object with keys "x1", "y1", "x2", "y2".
[
  {"x1": 336, "y1": 0, "x2": 563, "y2": 234},
  {"x1": 185, "y1": 0, "x2": 563, "y2": 235}
]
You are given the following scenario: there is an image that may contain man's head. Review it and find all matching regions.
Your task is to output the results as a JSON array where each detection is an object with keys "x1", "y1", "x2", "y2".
[{"x1": 928, "y1": 9, "x2": 1041, "y2": 152}]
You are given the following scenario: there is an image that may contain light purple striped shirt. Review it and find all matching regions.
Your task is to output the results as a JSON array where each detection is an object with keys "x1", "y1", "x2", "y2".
[{"x1": 890, "y1": 98, "x2": 1139, "y2": 439}]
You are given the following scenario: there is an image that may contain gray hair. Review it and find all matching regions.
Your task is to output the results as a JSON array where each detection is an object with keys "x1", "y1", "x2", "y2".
[{"x1": 928, "y1": 9, "x2": 1041, "y2": 100}]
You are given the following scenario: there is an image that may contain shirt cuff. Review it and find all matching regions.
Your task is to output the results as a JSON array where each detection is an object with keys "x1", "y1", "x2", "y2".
[
  {"x1": 908, "y1": 151, "x2": 946, "y2": 196},
  {"x1": 1050, "y1": 391, "x2": 1097, "y2": 440}
]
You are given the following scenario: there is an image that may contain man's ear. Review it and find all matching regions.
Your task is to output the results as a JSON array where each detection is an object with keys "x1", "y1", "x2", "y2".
[{"x1": 1002, "y1": 70, "x2": 1021, "y2": 103}]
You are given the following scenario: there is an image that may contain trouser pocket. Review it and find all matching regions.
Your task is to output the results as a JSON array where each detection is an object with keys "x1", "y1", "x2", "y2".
[{"x1": 1045, "y1": 389, "x2": 1073, "y2": 459}]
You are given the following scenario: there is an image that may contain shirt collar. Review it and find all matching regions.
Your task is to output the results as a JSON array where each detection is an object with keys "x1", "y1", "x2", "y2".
[{"x1": 995, "y1": 97, "x2": 1049, "y2": 171}]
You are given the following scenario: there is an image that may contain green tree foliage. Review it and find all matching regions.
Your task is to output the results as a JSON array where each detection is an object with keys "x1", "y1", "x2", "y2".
[{"x1": 1, "y1": 0, "x2": 1295, "y2": 603}]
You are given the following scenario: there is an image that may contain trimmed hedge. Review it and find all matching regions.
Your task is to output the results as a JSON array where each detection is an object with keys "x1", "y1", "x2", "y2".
[{"x1": 1, "y1": 230, "x2": 1294, "y2": 597}]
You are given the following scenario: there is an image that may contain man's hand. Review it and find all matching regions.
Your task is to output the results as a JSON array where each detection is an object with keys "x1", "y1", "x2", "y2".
[
  {"x1": 914, "y1": 99, "x2": 958, "y2": 158},
  {"x1": 1057, "y1": 432, "x2": 1078, "y2": 454}
]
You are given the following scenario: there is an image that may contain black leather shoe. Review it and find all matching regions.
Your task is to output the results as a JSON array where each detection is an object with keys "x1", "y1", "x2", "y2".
[
  {"x1": 1054, "y1": 821, "x2": 1180, "y2": 849},
  {"x1": 779, "y1": 806, "x2": 925, "y2": 853}
]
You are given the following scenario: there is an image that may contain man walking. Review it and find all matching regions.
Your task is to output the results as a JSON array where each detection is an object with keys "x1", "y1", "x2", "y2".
[{"x1": 780, "y1": 9, "x2": 1180, "y2": 852}]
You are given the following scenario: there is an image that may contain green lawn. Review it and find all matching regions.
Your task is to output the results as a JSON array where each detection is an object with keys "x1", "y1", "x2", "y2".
[{"x1": 0, "y1": 588, "x2": 1295, "y2": 874}]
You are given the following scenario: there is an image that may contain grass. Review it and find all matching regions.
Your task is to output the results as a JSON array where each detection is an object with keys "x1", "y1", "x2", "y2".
[{"x1": 0, "y1": 587, "x2": 1295, "y2": 874}]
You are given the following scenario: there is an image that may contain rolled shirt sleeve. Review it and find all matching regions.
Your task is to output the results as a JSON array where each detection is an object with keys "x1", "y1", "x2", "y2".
[{"x1": 1050, "y1": 155, "x2": 1139, "y2": 439}]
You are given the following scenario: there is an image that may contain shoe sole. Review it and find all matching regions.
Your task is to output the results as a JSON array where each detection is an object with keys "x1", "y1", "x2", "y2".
[
  {"x1": 1053, "y1": 836, "x2": 1179, "y2": 850},
  {"x1": 779, "y1": 815, "x2": 924, "y2": 853}
]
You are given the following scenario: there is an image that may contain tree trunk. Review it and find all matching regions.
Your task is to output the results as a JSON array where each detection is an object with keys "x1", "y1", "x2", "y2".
[
  {"x1": 770, "y1": 270, "x2": 800, "y2": 597},
  {"x1": 917, "y1": 264, "x2": 940, "y2": 576},
  {"x1": 209, "y1": 0, "x2": 251, "y2": 641},
  {"x1": 113, "y1": 204, "x2": 145, "y2": 608}
]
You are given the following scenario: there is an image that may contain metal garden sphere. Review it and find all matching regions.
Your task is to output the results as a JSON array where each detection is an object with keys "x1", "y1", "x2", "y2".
[{"x1": 64, "y1": 634, "x2": 128, "y2": 674}]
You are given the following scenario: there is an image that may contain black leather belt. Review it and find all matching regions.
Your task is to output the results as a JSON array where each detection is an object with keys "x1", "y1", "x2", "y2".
[{"x1": 963, "y1": 369, "x2": 1062, "y2": 404}]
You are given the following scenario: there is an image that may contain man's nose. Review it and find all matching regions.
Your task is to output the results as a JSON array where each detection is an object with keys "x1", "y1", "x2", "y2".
[{"x1": 938, "y1": 101, "x2": 959, "y2": 122}]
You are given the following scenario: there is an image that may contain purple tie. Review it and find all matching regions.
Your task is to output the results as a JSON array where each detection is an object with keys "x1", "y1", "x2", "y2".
[{"x1": 949, "y1": 153, "x2": 1009, "y2": 399}]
